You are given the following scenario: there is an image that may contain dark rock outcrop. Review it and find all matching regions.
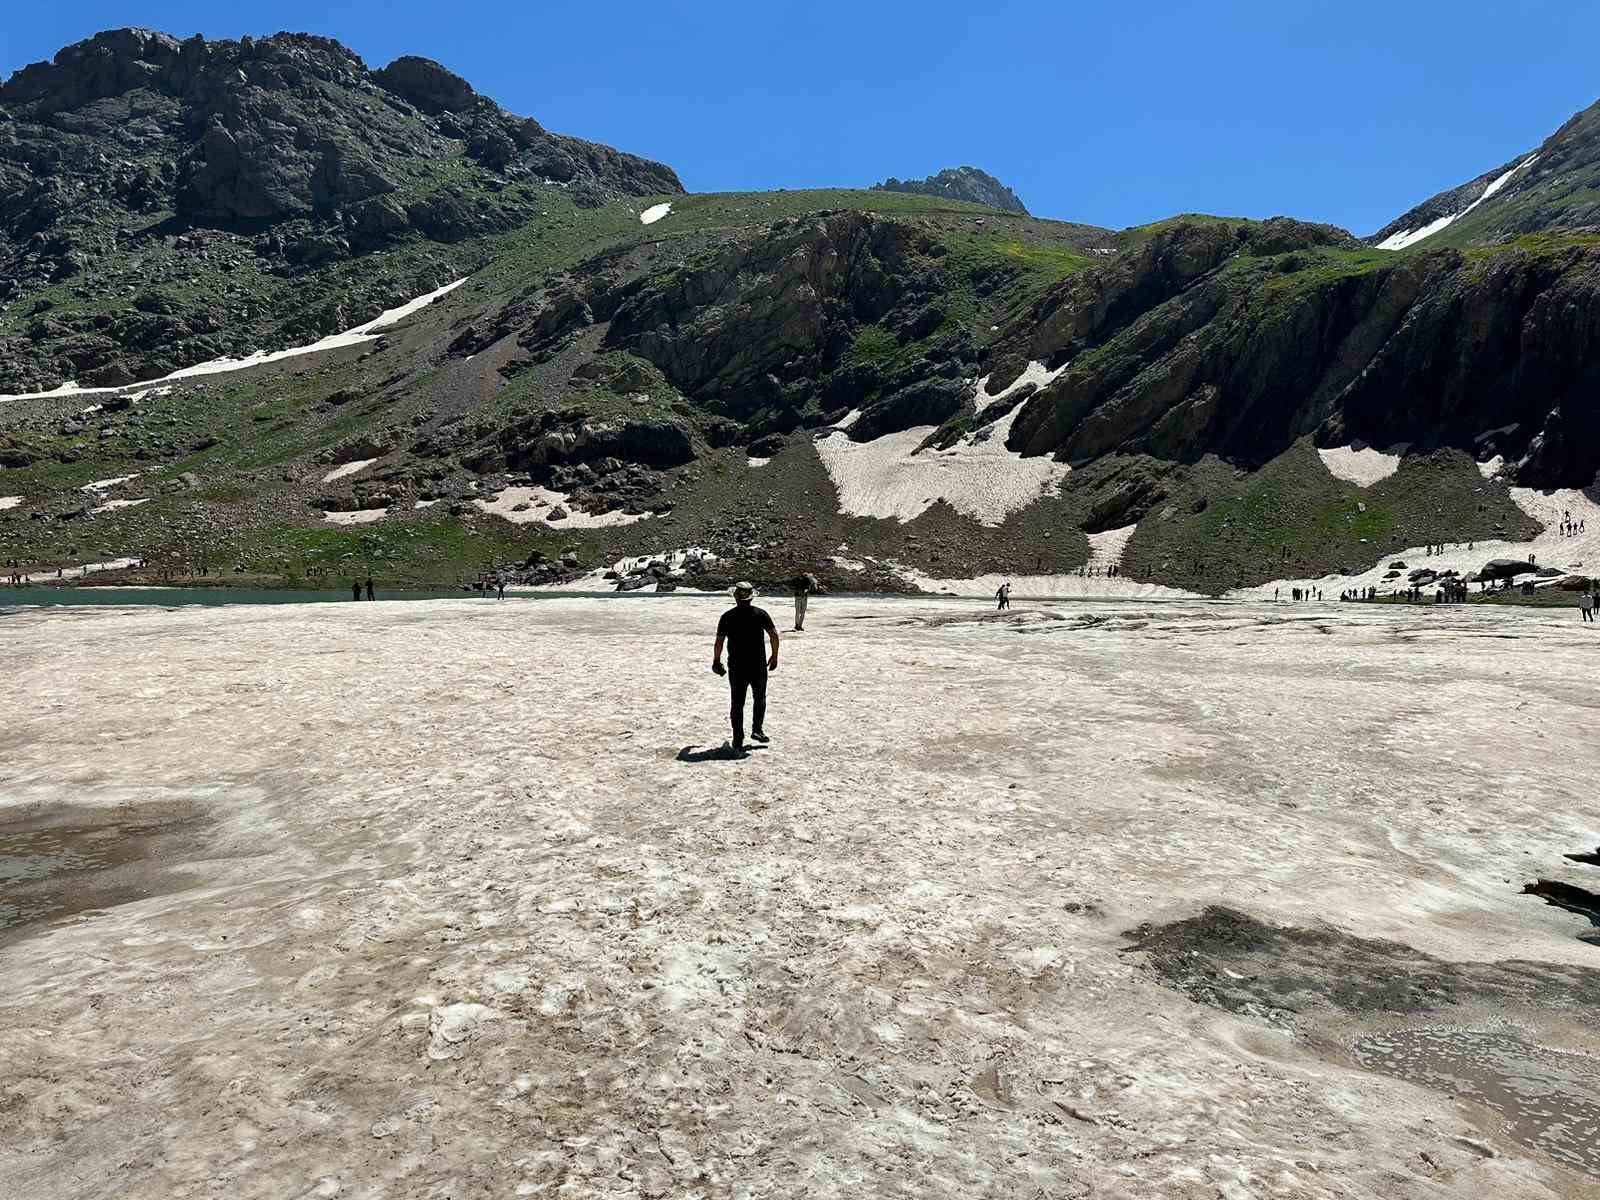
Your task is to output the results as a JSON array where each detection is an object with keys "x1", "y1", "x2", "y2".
[{"x1": 873, "y1": 166, "x2": 1029, "y2": 215}]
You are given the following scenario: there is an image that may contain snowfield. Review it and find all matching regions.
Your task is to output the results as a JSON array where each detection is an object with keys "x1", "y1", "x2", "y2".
[
  {"x1": 814, "y1": 404, "x2": 1069, "y2": 526},
  {"x1": 2, "y1": 595, "x2": 1598, "y2": 1198}
]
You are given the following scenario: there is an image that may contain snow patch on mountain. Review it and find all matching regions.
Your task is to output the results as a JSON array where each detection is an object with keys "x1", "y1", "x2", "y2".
[
  {"x1": 1, "y1": 279, "x2": 467, "y2": 404},
  {"x1": 1377, "y1": 155, "x2": 1540, "y2": 250},
  {"x1": 1317, "y1": 443, "x2": 1408, "y2": 486},
  {"x1": 815, "y1": 404, "x2": 1069, "y2": 526},
  {"x1": 640, "y1": 203, "x2": 672, "y2": 225}
]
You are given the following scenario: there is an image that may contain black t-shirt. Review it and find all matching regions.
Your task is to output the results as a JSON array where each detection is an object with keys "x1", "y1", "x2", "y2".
[{"x1": 717, "y1": 604, "x2": 775, "y2": 670}]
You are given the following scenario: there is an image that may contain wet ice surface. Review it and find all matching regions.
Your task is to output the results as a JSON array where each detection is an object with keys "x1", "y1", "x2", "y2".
[
  {"x1": 3, "y1": 595, "x2": 1600, "y2": 1198},
  {"x1": 1354, "y1": 1028, "x2": 1600, "y2": 1177},
  {"x1": 0, "y1": 809, "x2": 204, "y2": 940}
]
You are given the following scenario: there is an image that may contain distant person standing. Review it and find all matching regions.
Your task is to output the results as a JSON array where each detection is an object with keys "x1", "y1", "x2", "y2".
[
  {"x1": 365, "y1": 575, "x2": 375, "y2": 601},
  {"x1": 351, "y1": 578, "x2": 362, "y2": 601},
  {"x1": 791, "y1": 573, "x2": 816, "y2": 632},
  {"x1": 712, "y1": 581, "x2": 780, "y2": 753},
  {"x1": 497, "y1": 574, "x2": 506, "y2": 600},
  {"x1": 996, "y1": 582, "x2": 1012, "y2": 611},
  {"x1": 1583, "y1": 591, "x2": 1596, "y2": 623}
]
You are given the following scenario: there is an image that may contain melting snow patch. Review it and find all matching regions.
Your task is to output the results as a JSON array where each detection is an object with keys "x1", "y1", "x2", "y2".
[
  {"x1": 1086, "y1": 524, "x2": 1138, "y2": 570},
  {"x1": 474, "y1": 486, "x2": 651, "y2": 528},
  {"x1": 414, "y1": 498, "x2": 441, "y2": 509},
  {"x1": 894, "y1": 562, "x2": 1198, "y2": 600},
  {"x1": 80, "y1": 473, "x2": 140, "y2": 493},
  {"x1": 815, "y1": 405, "x2": 1069, "y2": 526},
  {"x1": 91, "y1": 498, "x2": 150, "y2": 514},
  {"x1": 974, "y1": 360, "x2": 1067, "y2": 414},
  {"x1": 1317, "y1": 443, "x2": 1407, "y2": 487},
  {"x1": 323, "y1": 508, "x2": 389, "y2": 525},
  {"x1": 322, "y1": 458, "x2": 377, "y2": 483},
  {"x1": 1377, "y1": 155, "x2": 1540, "y2": 251},
  {"x1": 1, "y1": 279, "x2": 466, "y2": 403},
  {"x1": 1476, "y1": 455, "x2": 1505, "y2": 480},
  {"x1": 0, "y1": 496, "x2": 21, "y2": 510},
  {"x1": 747, "y1": 456, "x2": 771, "y2": 468},
  {"x1": 640, "y1": 203, "x2": 673, "y2": 225}
]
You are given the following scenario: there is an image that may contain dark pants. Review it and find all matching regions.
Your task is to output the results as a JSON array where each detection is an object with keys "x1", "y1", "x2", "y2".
[{"x1": 729, "y1": 665, "x2": 767, "y2": 744}]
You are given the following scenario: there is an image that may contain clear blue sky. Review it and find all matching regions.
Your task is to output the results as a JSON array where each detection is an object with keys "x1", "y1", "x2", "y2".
[{"x1": 4, "y1": 1, "x2": 1597, "y2": 234}]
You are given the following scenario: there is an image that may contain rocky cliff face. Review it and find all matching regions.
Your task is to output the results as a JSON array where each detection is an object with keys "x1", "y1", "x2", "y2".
[
  {"x1": 0, "y1": 28, "x2": 681, "y2": 391},
  {"x1": 873, "y1": 166, "x2": 1028, "y2": 215},
  {"x1": 984, "y1": 218, "x2": 1600, "y2": 490}
]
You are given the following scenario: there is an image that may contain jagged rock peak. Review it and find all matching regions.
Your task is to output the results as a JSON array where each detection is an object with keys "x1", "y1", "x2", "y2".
[{"x1": 873, "y1": 166, "x2": 1029, "y2": 215}]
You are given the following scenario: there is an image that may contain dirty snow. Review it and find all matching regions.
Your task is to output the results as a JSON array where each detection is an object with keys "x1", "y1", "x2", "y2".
[
  {"x1": 322, "y1": 508, "x2": 389, "y2": 525},
  {"x1": 0, "y1": 279, "x2": 467, "y2": 403},
  {"x1": 1377, "y1": 155, "x2": 1540, "y2": 250},
  {"x1": 0, "y1": 496, "x2": 21, "y2": 510},
  {"x1": 746, "y1": 456, "x2": 771, "y2": 468},
  {"x1": 1085, "y1": 523, "x2": 1138, "y2": 571},
  {"x1": 1317, "y1": 442, "x2": 1409, "y2": 486},
  {"x1": 90, "y1": 498, "x2": 150, "y2": 514},
  {"x1": 549, "y1": 546, "x2": 718, "y2": 592},
  {"x1": 79, "y1": 473, "x2": 140, "y2": 493},
  {"x1": 321, "y1": 458, "x2": 377, "y2": 483},
  {"x1": 3, "y1": 596, "x2": 1597, "y2": 1197},
  {"x1": 639, "y1": 202, "x2": 673, "y2": 225},
  {"x1": 895, "y1": 561, "x2": 1198, "y2": 600},
  {"x1": 1234, "y1": 485, "x2": 1600, "y2": 600},
  {"x1": 473, "y1": 486, "x2": 651, "y2": 528},
  {"x1": 13, "y1": 556, "x2": 140, "y2": 583},
  {"x1": 815, "y1": 405, "x2": 1069, "y2": 526},
  {"x1": 973, "y1": 359, "x2": 1067, "y2": 414}
]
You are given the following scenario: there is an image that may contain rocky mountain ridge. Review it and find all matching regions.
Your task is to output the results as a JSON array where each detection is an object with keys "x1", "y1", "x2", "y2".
[
  {"x1": 1369, "y1": 95, "x2": 1600, "y2": 249},
  {"x1": 0, "y1": 28, "x2": 680, "y2": 392},
  {"x1": 873, "y1": 166, "x2": 1028, "y2": 215}
]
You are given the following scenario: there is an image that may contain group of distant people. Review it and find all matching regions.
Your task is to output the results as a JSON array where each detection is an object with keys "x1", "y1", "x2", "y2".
[
  {"x1": 1276, "y1": 587, "x2": 1324, "y2": 602},
  {"x1": 350, "y1": 576, "x2": 375, "y2": 601},
  {"x1": 1560, "y1": 511, "x2": 1586, "y2": 538}
]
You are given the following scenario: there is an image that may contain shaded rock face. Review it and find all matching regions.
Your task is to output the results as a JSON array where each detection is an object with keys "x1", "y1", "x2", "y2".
[
  {"x1": 602, "y1": 212, "x2": 976, "y2": 437},
  {"x1": 873, "y1": 166, "x2": 1028, "y2": 216},
  {"x1": 980, "y1": 218, "x2": 1600, "y2": 488},
  {"x1": 0, "y1": 28, "x2": 681, "y2": 231}
]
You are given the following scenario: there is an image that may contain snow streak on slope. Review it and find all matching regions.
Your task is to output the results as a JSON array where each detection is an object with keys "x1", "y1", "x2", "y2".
[
  {"x1": 0, "y1": 279, "x2": 467, "y2": 404},
  {"x1": 640, "y1": 203, "x2": 672, "y2": 225},
  {"x1": 1377, "y1": 155, "x2": 1540, "y2": 250}
]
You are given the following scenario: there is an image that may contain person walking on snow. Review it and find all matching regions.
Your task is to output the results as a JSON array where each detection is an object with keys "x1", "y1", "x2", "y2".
[
  {"x1": 1583, "y1": 591, "x2": 1595, "y2": 623},
  {"x1": 996, "y1": 582, "x2": 1012, "y2": 611},
  {"x1": 712, "y1": 582, "x2": 780, "y2": 753}
]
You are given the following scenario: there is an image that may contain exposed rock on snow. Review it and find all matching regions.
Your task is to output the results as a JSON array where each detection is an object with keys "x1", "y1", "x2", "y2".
[{"x1": 473, "y1": 486, "x2": 650, "y2": 528}]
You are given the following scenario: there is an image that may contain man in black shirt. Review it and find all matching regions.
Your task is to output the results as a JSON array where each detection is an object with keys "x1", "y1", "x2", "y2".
[{"x1": 712, "y1": 581, "x2": 780, "y2": 752}]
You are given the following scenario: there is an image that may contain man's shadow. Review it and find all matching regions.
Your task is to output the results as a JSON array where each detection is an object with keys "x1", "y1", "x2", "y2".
[{"x1": 676, "y1": 743, "x2": 768, "y2": 763}]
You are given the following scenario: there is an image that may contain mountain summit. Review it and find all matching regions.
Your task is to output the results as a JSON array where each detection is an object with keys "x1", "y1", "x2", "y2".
[{"x1": 872, "y1": 166, "x2": 1028, "y2": 215}]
